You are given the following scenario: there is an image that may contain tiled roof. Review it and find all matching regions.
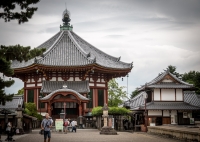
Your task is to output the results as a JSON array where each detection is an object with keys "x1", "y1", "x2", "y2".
[
  {"x1": 124, "y1": 91, "x2": 146, "y2": 109},
  {"x1": 40, "y1": 88, "x2": 89, "y2": 101},
  {"x1": 124, "y1": 91, "x2": 200, "y2": 110},
  {"x1": 41, "y1": 81, "x2": 90, "y2": 93},
  {"x1": 144, "y1": 102, "x2": 200, "y2": 110},
  {"x1": 148, "y1": 82, "x2": 193, "y2": 88},
  {"x1": 184, "y1": 91, "x2": 200, "y2": 107},
  {"x1": 138, "y1": 71, "x2": 193, "y2": 91},
  {"x1": 0, "y1": 96, "x2": 23, "y2": 111},
  {"x1": 70, "y1": 31, "x2": 132, "y2": 69},
  {"x1": 12, "y1": 30, "x2": 132, "y2": 69}
]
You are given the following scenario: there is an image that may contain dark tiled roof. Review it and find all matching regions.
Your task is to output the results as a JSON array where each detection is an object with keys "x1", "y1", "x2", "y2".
[
  {"x1": 138, "y1": 71, "x2": 193, "y2": 91},
  {"x1": 148, "y1": 82, "x2": 193, "y2": 88},
  {"x1": 125, "y1": 91, "x2": 200, "y2": 110},
  {"x1": 70, "y1": 31, "x2": 132, "y2": 69},
  {"x1": 40, "y1": 88, "x2": 89, "y2": 101},
  {"x1": 12, "y1": 30, "x2": 132, "y2": 69},
  {"x1": 184, "y1": 91, "x2": 200, "y2": 107},
  {"x1": 41, "y1": 81, "x2": 90, "y2": 93},
  {"x1": 145, "y1": 102, "x2": 200, "y2": 110},
  {"x1": 124, "y1": 91, "x2": 146, "y2": 109},
  {"x1": 0, "y1": 96, "x2": 23, "y2": 111}
]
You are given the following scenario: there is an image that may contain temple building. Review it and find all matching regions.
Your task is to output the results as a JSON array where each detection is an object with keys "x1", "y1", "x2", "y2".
[
  {"x1": 11, "y1": 9, "x2": 133, "y2": 119},
  {"x1": 124, "y1": 70, "x2": 200, "y2": 126}
]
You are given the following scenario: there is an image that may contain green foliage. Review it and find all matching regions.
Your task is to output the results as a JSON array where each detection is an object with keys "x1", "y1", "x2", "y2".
[
  {"x1": 0, "y1": 0, "x2": 39, "y2": 24},
  {"x1": 15, "y1": 88, "x2": 24, "y2": 96},
  {"x1": 0, "y1": 45, "x2": 45, "y2": 105},
  {"x1": 108, "y1": 79, "x2": 127, "y2": 107},
  {"x1": 130, "y1": 90, "x2": 139, "y2": 99},
  {"x1": 25, "y1": 103, "x2": 42, "y2": 121},
  {"x1": 91, "y1": 106, "x2": 103, "y2": 116},
  {"x1": 91, "y1": 106, "x2": 130, "y2": 116},
  {"x1": 182, "y1": 71, "x2": 200, "y2": 94},
  {"x1": 163, "y1": 65, "x2": 182, "y2": 78}
]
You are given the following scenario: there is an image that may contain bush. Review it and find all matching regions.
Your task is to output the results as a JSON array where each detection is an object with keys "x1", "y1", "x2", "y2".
[
  {"x1": 92, "y1": 106, "x2": 130, "y2": 116},
  {"x1": 24, "y1": 103, "x2": 43, "y2": 121}
]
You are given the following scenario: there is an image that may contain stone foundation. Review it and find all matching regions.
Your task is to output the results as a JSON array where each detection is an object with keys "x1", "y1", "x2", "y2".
[
  {"x1": 100, "y1": 126, "x2": 117, "y2": 135},
  {"x1": 148, "y1": 126, "x2": 200, "y2": 142}
]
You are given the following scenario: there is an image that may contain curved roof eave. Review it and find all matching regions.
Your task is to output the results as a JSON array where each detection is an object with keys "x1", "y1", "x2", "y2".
[{"x1": 40, "y1": 88, "x2": 89, "y2": 101}]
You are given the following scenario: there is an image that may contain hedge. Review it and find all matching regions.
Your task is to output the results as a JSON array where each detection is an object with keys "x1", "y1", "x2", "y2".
[{"x1": 91, "y1": 106, "x2": 130, "y2": 116}]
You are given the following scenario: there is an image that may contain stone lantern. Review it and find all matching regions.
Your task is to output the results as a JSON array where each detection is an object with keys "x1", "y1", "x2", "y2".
[
  {"x1": 16, "y1": 104, "x2": 24, "y2": 134},
  {"x1": 100, "y1": 104, "x2": 117, "y2": 135}
]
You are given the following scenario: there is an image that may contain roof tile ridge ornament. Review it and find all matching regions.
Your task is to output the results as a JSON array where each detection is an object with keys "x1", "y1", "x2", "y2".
[
  {"x1": 38, "y1": 31, "x2": 65, "y2": 60},
  {"x1": 87, "y1": 52, "x2": 91, "y2": 58},
  {"x1": 93, "y1": 57, "x2": 96, "y2": 63},
  {"x1": 116, "y1": 56, "x2": 121, "y2": 62}
]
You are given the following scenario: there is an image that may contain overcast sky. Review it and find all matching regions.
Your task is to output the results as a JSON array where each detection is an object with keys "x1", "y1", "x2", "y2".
[{"x1": 1, "y1": 0, "x2": 200, "y2": 98}]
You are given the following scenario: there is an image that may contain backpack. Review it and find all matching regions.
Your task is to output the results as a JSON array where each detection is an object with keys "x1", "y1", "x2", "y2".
[{"x1": 64, "y1": 121, "x2": 68, "y2": 126}]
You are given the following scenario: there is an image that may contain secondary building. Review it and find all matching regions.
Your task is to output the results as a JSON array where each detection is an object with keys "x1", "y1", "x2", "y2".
[{"x1": 124, "y1": 70, "x2": 200, "y2": 126}]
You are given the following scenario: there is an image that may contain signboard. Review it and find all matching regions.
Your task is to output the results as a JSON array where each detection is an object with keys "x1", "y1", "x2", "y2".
[
  {"x1": 183, "y1": 112, "x2": 187, "y2": 118},
  {"x1": 112, "y1": 118, "x2": 114, "y2": 128},
  {"x1": 190, "y1": 118, "x2": 194, "y2": 124},
  {"x1": 55, "y1": 119, "x2": 63, "y2": 131}
]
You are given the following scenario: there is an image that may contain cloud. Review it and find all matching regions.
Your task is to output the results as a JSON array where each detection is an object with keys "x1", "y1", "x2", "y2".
[{"x1": 1, "y1": 0, "x2": 200, "y2": 94}]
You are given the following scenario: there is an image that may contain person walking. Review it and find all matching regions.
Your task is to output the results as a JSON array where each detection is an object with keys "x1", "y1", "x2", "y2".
[
  {"x1": 5, "y1": 122, "x2": 12, "y2": 141},
  {"x1": 71, "y1": 120, "x2": 76, "y2": 133},
  {"x1": 63, "y1": 119, "x2": 69, "y2": 133},
  {"x1": 41, "y1": 113, "x2": 52, "y2": 142}
]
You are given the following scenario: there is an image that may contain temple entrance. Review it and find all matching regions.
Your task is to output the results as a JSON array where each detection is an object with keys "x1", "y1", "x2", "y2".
[
  {"x1": 40, "y1": 88, "x2": 89, "y2": 121},
  {"x1": 51, "y1": 102, "x2": 79, "y2": 119}
]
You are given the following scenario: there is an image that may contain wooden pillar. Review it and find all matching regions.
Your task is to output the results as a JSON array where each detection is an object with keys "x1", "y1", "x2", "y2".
[
  {"x1": 79, "y1": 102, "x2": 82, "y2": 116},
  {"x1": 47, "y1": 102, "x2": 51, "y2": 116}
]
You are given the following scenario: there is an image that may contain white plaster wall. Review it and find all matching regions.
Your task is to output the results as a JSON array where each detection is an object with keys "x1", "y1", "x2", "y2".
[
  {"x1": 90, "y1": 77, "x2": 94, "y2": 82},
  {"x1": 26, "y1": 84, "x2": 35, "y2": 87},
  {"x1": 89, "y1": 83, "x2": 94, "y2": 86},
  {"x1": 51, "y1": 77, "x2": 56, "y2": 81},
  {"x1": 96, "y1": 84, "x2": 105, "y2": 87},
  {"x1": 37, "y1": 83, "x2": 42, "y2": 86},
  {"x1": 154, "y1": 89, "x2": 160, "y2": 101},
  {"x1": 27, "y1": 79, "x2": 31, "y2": 83},
  {"x1": 162, "y1": 79, "x2": 173, "y2": 82},
  {"x1": 176, "y1": 89, "x2": 183, "y2": 101},
  {"x1": 171, "y1": 110, "x2": 177, "y2": 124},
  {"x1": 38, "y1": 77, "x2": 41, "y2": 82},
  {"x1": 148, "y1": 110, "x2": 162, "y2": 116},
  {"x1": 101, "y1": 79, "x2": 105, "y2": 83},
  {"x1": 68, "y1": 77, "x2": 73, "y2": 81},
  {"x1": 75, "y1": 77, "x2": 81, "y2": 81},
  {"x1": 97, "y1": 79, "x2": 100, "y2": 82},
  {"x1": 163, "y1": 110, "x2": 170, "y2": 116},
  {"x1": 57, "y1": 77, "x2": 63, "y2": 81},
  {"x1": 161, "y1": 89, "x2": 175, "y2": 101}
]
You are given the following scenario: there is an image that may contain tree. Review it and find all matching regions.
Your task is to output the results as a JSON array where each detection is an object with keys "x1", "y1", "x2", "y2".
[
  {"x1": 130, "y1": 90, "x2": 139, "y2": 99},
  {"x1": 25, "y1": 102, "x2": 42, "y2": 120},
  {"x1": 0, "y1": 45, "x2": 45, "y2": 105},
  {"x1": 182, "y1": 71, "x2": 200, "y2": 94},
  {"x1": 163, "y1": 65, "x2": 182, "y2": 78},
  {"x1": 0, "y1": 0, "x2": 39, "y2": 24},
  {"x1": 15, "y1": 88, "x2": 24, "y2": 96},
  {"x1": 108, "y1": 79, "x2": 127, "y2": 107}
]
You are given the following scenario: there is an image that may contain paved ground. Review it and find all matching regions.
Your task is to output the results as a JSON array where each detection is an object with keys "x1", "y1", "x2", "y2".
[{"x1": 1, "y1": 129, "x2": 182, "y2": 142}]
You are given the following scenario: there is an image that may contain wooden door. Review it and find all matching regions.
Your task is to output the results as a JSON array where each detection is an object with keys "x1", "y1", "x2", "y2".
[{"x1": 162, "y1": 117, "x2": 171, "y2": 124}]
